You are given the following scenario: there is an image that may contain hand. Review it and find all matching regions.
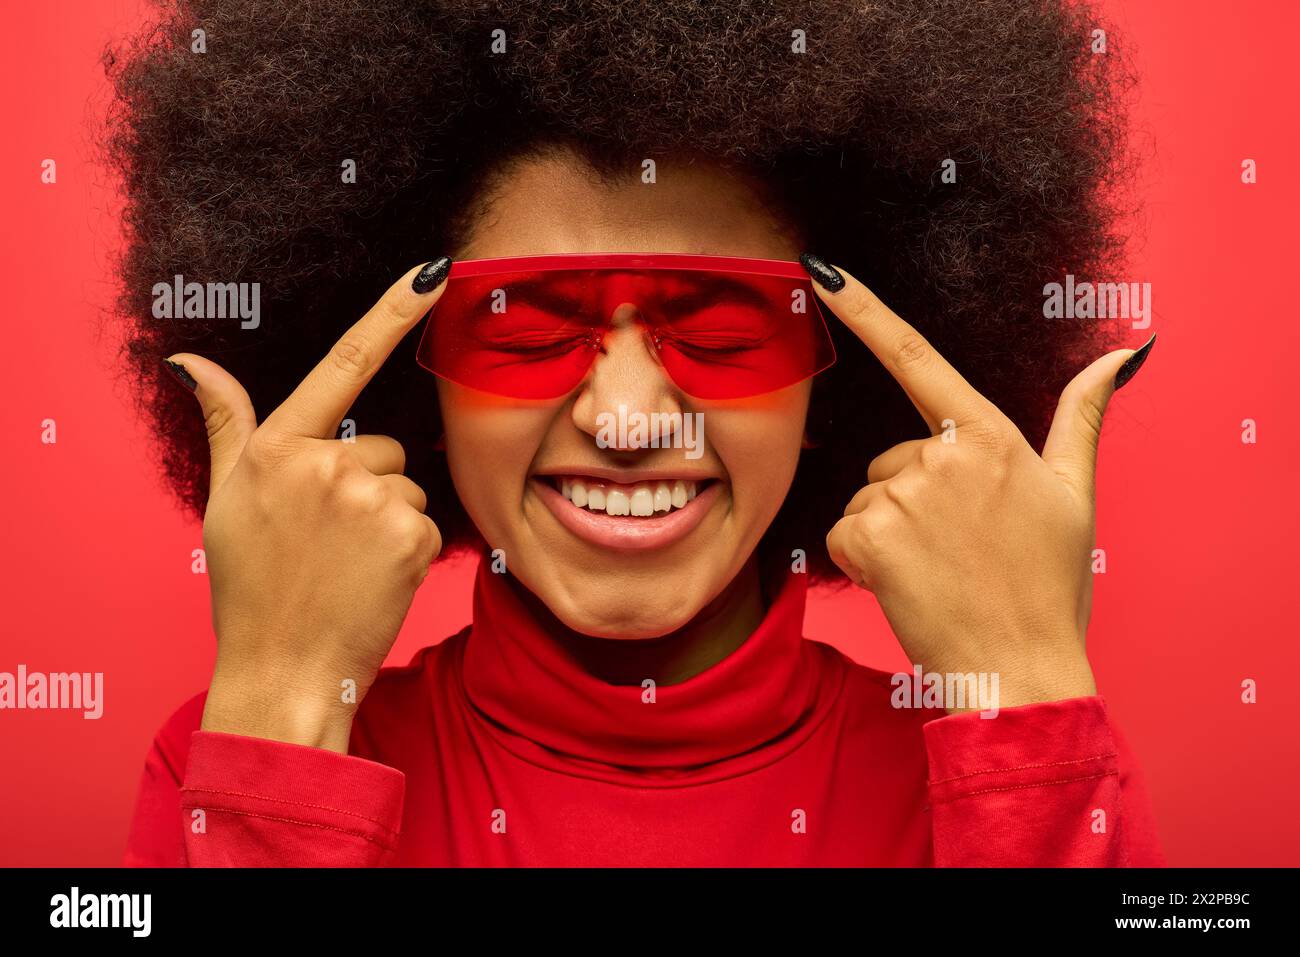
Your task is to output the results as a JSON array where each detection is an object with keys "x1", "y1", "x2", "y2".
[
  {"x1": 813, "y1": 264, "x2": 1152, "y2": 713},
  {"x1": 169, "y1": 262, "x2": 449, "y2": 752}
]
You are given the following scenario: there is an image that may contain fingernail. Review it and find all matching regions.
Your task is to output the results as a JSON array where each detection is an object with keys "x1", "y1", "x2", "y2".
[
  {"x1": 1113, "y1": 332, "x2": 1156, "y2": 391},
  {"x1": 799, "y1": 252, "x2": 845, "y2": 293},
  {"x1": 162, "y1": 357, "x2": 197, "y2": 392},
  {"x1": 412, "y1": 256, "x2": 453, "y2": 293}
]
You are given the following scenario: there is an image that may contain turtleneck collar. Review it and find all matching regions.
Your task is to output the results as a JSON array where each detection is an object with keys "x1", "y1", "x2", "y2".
[{"x1": 459, "y1": 556, "x2": 841, "y2": 777}]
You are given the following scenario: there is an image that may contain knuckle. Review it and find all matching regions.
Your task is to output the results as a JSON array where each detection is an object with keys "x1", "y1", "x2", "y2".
[
  {"x1": 843, "y1": 486, "x2": 870, "y2": 517},
  {"x1": 308, "y1": 446, "x2": 352, "y2": 486},
  {"x1": 918, "y1": 440, "x2": 953, "y2": 472},
  {"x1": 852, "y1": 508, "x2": 889, "y2": 548},
  {"x1": 846, "y1": 289, "x2": 880, "y2": 325},
  {"x1": 203, "y1": 403, "x2": 238, "y2": 444},
  {"x1": 380, "y1": 436, "x2": 408, "y2": 473},
  {"x1": 827, "y1": 522, "x2": 873, "y2": 588},
  {"x1": 1075, "y1": 392, "x2": 1107, "y2": 440},
  {"x1": 389, "y1": 475, "x2": 426, "y2": 513},
  {"x1": 850, "y1": 288, "x2": 895, "y2": 335},
  {"x1": 375, "y1": 291, "x2": 412, "y2": 330},
  {"x1": 825, "y1": 521, "x2": 843, "y2": 549},
  {"x1": 825, "y1": 526, "x2": 852, "y2": 568},
  {"x1": 390, "y1": 511, "x2": 431, "y2": 560},
  {"x1": 883, "y1": 479, "x2": 912, "y2": 509},
  {"x1": 825, "y1": 521, "x2": 850, "y2": 560},
  {"x1": 343, "y1": 476, "x2": 388, "y2": 513},
  {"x1": 329, "y1": 335, "x2": 374, "y2": 380},
  {"x1": 866, "y1": 447, "x2": 900, "y2": 483},
  {"x1": 892, "y1": 333, "x2": 930, "y2": 371}
]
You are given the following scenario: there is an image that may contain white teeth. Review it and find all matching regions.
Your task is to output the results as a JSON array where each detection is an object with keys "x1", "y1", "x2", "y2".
[
  {"x1": 554, "y1": 477, "x2": 708, "y2": 517},
  {"x1": 630, "y1": 487, "x2": 655, "y2": 516},
  {"x1": 653, "y1": 482, "x2": 671, "y2": 513},
  {"x1": 671, "y1": 481, "x2": 688, "y2": 509}
]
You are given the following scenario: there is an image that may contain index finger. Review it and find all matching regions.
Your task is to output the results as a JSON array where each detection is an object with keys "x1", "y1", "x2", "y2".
[
  {"x1": 803, "y1": 257, "x2": 996, "y2": 434},
  {"x1": 265, "y1": 258, "x2": 452, "y2": 439}
]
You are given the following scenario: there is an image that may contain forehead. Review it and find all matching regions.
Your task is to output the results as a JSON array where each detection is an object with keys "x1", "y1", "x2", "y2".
[
  {"x1": 455, "y1": 146, "x2": 799, "y2": 262},
  {"x1": 464, "y1": 270, "x2": 787, "y2": 318}
]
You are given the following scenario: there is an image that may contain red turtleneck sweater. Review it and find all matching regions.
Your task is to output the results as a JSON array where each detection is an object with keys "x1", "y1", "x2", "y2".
[{"x1": 124, "y1": 560, "x2": 1163, "y2": 866}]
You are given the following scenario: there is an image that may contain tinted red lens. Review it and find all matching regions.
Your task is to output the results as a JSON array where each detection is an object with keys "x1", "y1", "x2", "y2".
[
  {"x1": 415, "y1": 255, "x2": 836, "y2": 400},
  {"x1": 417, "y1": 271, "x2": 603, "y2": 400}
]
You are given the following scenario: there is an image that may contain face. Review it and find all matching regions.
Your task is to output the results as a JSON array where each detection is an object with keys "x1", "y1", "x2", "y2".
[{"x1": 437, "y1": 146, "x2": 810, "y2": 639}]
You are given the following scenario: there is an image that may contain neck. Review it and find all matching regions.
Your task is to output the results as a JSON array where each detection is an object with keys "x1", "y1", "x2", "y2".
[{"x1": 519, "y1": 558, "x2": 768, "y2": 686}]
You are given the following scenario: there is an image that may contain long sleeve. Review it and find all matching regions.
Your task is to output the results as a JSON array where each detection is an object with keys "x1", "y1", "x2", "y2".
[
  {"x1": 124, "y1": 695, "x2": 406, "y2": 867},
  {"x1": 124, "y1": 694, "x2": 205, "y2": 867},
  {"x1": 923, "y1": 695, "x2": 1163, "y2": 867}
]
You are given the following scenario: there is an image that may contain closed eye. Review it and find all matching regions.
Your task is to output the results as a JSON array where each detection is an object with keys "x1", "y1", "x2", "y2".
[
  {"x1": 477, "y1": 329, "x2": 593, "y2": 356},
  {"x1": 657, "y1": 329, "x2": 770, "y2": 356}
]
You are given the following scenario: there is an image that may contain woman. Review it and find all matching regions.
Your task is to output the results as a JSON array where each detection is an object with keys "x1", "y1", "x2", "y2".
[{"x1": 116, "y1": 0, "x2": 1162, "y2": 866}]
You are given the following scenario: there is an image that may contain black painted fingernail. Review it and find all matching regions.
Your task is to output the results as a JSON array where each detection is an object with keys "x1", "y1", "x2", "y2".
[
  {"x1": 162, "y1": 357, "x2": 197, "y2": 392},
  {"x1": 412, "y1": 256, "x2": 453, "y2": 293},
  {"x1": 1113, "y1": 332, "x2": 1156, "y2": 391},
  {"x1": 799, "y1": 252, "x2": 845, "y2": 293}
]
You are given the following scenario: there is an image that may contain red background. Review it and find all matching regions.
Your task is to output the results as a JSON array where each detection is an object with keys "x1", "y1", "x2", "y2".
[{"x1": 1, "y1": 0, "x2": 1296, "y2": 866}]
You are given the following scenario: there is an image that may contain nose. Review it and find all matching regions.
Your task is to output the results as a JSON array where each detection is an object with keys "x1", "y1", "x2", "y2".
[{"x1": 571, "y1": 303, "x2": 686, "y2": 450}]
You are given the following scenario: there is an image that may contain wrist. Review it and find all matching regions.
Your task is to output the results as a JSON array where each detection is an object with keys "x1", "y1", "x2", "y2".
[
  {"x1": 943, "y1": 651, "x2": 1095, "y2": 715},
  {"x1": 202, "y1": 664, "x2": 356, "y2": 753}
]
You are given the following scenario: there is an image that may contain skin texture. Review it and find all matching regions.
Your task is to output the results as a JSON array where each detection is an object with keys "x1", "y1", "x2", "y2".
[
  {"x1": 440, "y1": 149, "x2": 809, "y2": 645},
  {"x1": 177, "y1": 149, "x2": 1142, "y2": 751}
]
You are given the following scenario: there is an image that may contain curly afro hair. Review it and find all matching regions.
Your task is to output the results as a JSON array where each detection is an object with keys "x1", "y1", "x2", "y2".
[{"x1": 105, "y1": 0, "x2": 1136, "y2": 582}]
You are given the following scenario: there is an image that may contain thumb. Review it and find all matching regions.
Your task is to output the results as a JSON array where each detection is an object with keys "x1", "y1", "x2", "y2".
[
  {"x1": 163, "y1": 354, "x2": 257, "y2": 495},
  {"x1": 1041, "y1": 334, "x2": 1156, "y2": 498}
]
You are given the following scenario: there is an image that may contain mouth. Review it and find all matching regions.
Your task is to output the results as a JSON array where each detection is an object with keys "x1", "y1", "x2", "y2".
[
  {"x1": 550, "y1": 475, "x2": 709, "y2": 515},
  {"x1": 531, "y1": 473, "x2": 723, "y2": 551}
]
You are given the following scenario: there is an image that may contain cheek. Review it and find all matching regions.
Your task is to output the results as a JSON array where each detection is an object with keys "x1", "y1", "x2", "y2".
[
  {"x1": 705, "y1": 396, "x2": 808, "y2": 517},
  {"x1": 436, "y1": 386, "x2": 548, "y2": 532}
]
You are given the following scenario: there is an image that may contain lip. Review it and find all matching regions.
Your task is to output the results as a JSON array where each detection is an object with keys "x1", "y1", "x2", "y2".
[
  {"x1": 532, "y1": 476, "x2": 722, "y2": 551},
  {"x1": 533, "y1": 466, "x2": 719, "y2": 485}
]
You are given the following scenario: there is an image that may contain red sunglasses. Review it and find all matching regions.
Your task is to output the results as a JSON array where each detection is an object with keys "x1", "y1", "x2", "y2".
[{"x1": 414, "y1": 253, "x2": 837, "y2": 400}]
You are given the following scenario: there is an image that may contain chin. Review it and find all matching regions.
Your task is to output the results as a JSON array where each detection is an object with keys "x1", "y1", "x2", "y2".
[{"x1": 541, "y1": 575, "x2": 710, "y2": 640}]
